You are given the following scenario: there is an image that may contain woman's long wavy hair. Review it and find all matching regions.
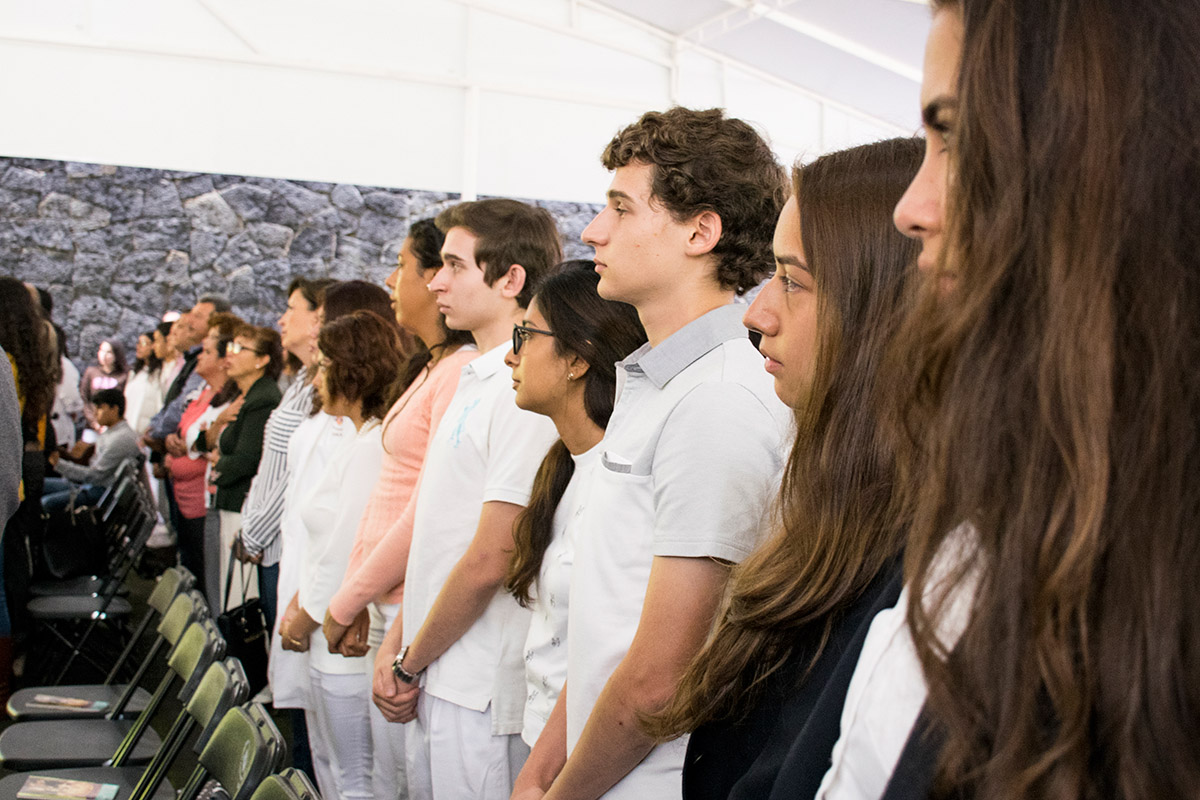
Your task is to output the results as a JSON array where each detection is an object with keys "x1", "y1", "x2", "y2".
[
  {"x1": 888, "y1": 1, "x2": 1200, "y2": 798},
  {"x1": 0, "y1": 276, "x2": 58, "y2": 431},
  {"x1": 504, "y1": 263, "x2": 646, "y2": 607},
  {"x1": 650, "y1": 137, "x2": 922, "y2": 736}
]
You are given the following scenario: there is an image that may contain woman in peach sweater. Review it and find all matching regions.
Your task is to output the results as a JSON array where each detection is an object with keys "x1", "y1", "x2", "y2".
[{"x1": 321, "y1": 219, "x2": 476, "y2": 800}]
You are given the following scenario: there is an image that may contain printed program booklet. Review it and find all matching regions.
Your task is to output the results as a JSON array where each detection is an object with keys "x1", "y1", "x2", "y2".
[{"x1": 17, "y1": 776, "x2": 119, "y2": 800}]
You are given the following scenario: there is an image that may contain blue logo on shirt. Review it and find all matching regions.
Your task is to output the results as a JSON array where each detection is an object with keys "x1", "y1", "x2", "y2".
[{"x1": 448, "y1": 398, "x2": 481, "y2": 447}]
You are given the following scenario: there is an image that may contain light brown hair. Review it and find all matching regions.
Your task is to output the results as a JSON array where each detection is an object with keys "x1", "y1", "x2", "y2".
[
  {"x1": 318, "y1": 311, "x2": 405, "y2": 422},
  {"x1": 650, "y1": 137, "x2": 922, "y2": 736}
]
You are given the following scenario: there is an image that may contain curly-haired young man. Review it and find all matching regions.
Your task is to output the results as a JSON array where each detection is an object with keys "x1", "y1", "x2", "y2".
[{"x1": 514, "y1": 107, "x2": 792, "y2": 800}]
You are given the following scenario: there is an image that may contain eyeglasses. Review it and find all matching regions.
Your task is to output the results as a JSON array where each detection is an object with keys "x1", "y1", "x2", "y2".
[
  {"x1": 512, "y1": 323, "x2": 554, "y2": 356},
  {"x1": 227, "y1": 341, "x2": 264, "y2": 356}
]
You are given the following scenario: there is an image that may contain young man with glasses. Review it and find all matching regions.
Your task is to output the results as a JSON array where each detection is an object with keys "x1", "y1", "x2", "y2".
[{"x1": 374, "y1": 198, "x2": 561, "y2": 800}]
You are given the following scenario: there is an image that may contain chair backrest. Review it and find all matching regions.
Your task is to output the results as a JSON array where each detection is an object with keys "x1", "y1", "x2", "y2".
[
  {"x1": 189, "y1": 703, "x2": 286, "y2": 800},
  {"x1": 186, "y1": 658, "x2": 250, "y2": 753},
  {"x1": 168, "y1": 617, "x2": 226, "y2": 701},
  {"x1": 248, "y1": 769, "x2": 322, "y2": 800},
  {"x1": 159, "y1": 590, "x2": 209, "y2": 649},
  {"x1": 146, "y1": 566, "x2": 197, "y2": 614}
]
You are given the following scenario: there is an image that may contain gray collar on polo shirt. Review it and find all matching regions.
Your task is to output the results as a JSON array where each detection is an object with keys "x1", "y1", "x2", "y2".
[{"x1": 621, "y1": 304, "x2": 749, "y2": 389}]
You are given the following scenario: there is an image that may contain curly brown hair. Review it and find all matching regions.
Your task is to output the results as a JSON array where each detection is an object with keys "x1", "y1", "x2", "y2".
[
  {"x1": 0, "y1": 276, "x2": 57, "y2": 430},
  {"x1": 601, "y1": 107, "x2": 787, "y2": 294},
  {"x1": 317, "y1": 311, "x2": 405, "y2": 422}
]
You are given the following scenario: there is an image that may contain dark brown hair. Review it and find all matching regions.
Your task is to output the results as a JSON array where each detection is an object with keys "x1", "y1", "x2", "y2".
[
  {"x1": 232, "y1": 324, "x2": 284, "y2": 382},
  {"x1": 602, "y1": 107, "x2": 787, "y2": 295},
  {"x1": 288, "y1": 276, "x2": 337, "y2": 312},
  {"x1": 435, "y1": 199, "x2": 562, "y2": 309},
  {"x1": 889, "y1": 1, "x2": 1200, "y2": 798},
  {"x1": 0, "y1": 276, "x2": 57, "y2": 430},
  {"x1": 505, "y1": 263, "x2": 647, "y2": 606},
  {"x1": 321, "y1": 280, "x2": 394, "y2": 327},
  {"x1": 317, "y1": 311, "x2": 406, "y2": 422},
  {"x1": 397, "y1": 218, "x2": 474, "y2": 390},
  {"x1": 206, "y1": 311, "x2": 245, "y2": 406},
  {"x1": 650, "y1": 137, "x2": 922, "y2": 737}
]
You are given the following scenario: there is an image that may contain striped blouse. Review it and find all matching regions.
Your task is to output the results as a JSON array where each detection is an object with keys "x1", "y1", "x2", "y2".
[{"x1": 240, "y1": 368, "x2": 314, "y2": 566}]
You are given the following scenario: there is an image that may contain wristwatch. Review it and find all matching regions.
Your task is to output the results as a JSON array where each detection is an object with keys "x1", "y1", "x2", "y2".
[{"x1": 391, "y1": 646, "x2": 423, "y2": 685}]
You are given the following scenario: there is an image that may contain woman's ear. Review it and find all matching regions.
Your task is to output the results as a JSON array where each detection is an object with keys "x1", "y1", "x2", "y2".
[{"x1": 566, "y1": 353, "x2": 591, "y2": 381}]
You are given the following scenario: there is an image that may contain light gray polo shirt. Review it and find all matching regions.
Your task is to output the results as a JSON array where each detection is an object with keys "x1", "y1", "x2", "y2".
[{"x1": 566, "y1": 303, "x2": 791, "y2": 799}]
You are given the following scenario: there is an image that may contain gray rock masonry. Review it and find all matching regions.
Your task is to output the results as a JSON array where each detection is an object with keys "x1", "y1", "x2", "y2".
[{"x1": 1, "y1": 157, "x2": 601, "y2": 370}]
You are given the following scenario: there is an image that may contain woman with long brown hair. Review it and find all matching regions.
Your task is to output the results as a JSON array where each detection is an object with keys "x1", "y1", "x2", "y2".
[
  {"x1": 643, "y1": 138, "x2": 921, "y2": 799},
  {"x1": 819, "y1": 2, "x2": 1200, "y2": 799}
]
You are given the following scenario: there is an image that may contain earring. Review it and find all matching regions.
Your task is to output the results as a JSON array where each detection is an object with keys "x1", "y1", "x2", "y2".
[{"x1": 568, "y1": 372, "x2": 575, "y2": 381}]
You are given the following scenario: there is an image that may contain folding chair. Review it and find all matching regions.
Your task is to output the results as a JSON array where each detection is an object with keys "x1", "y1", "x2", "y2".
[
  {"x1": 248, "y1": 769, "x2": 322, "y2": 800},
  {"x1": 9, "y1": 579, "x2": 202, "y2": 721},
  {"x1": 26, "y1": 509, "x2": 158, "y2": 682},
  {"x1": 0, "y1": 618, "x2": 225, "y2": 771},
  {"x1": 176, "y1": 703, "x2": 286, "y2": 800},
  {"x1": 0, "y1": 657, "x2": 249, "y2": 800}
]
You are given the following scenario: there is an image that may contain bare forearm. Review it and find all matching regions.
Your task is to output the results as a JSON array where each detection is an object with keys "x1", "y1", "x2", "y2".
[
  {"x1": 404, "y1": 559, "x2": 504, "y2": 673},
  {"x1": 514, "y1": 686, "x2": 570, "y2": 796},
  {"x1": 542, "y1": 668, "x2": 659, "y2": 800}
]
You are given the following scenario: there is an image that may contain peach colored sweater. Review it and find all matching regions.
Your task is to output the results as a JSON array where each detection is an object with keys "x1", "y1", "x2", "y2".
[{"x1": 327, "y1": 347, "x2": 478, "y2": 624}]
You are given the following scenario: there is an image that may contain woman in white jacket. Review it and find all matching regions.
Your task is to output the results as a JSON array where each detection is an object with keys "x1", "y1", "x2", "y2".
[{"x1": 280, "y1": 310, "x2": 406, "y2": 800}]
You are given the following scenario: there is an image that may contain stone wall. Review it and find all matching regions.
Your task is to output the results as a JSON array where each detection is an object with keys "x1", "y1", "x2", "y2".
[{"x1": 1, "y1": 156, "x2": 601, "y2": 369}]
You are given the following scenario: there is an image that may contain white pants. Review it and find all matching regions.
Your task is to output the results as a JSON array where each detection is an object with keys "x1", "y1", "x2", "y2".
[
  {"x1": 308, "y1": 668, "x2": 375, "y2": 800},
  {"x1": 367, "y1": 602, "x2": 407, "y2": 800},
  {"x1": 405, "y1": 692, "x2": 529, "y2": 800}
]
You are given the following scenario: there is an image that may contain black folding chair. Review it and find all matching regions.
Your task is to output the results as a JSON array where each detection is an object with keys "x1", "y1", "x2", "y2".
[
  {"x1": 0, "y1": 618, "x2": 225, "y2": 771},
  {"x1": 248, "y1": 769, "x2": 322, "y2": 800},
  {"x1": 0, "y1": 657, "x2": 249, "y2": 800},
  {"x1": 9, "y1": 579, "x2": 203, "y2": 721},
  {"x1": 177, "y1": 703, "x2": 286, "y2": 800}
]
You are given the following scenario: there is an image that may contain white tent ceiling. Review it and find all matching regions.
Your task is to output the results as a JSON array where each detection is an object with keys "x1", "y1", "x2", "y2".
[{"x1": 0, "y1": 0, "x2": 932, "y2": 202}]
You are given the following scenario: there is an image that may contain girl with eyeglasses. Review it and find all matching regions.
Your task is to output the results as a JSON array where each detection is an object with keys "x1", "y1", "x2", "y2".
[{"x1": 504, "y1": 262, "x2": 647, "y2": 780}]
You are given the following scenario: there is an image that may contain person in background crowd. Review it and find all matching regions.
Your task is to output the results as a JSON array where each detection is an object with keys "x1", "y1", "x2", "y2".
[
  {"x1": 320, "y1": 280, "x2": 397, "y2": 334},
  {"x1": 0, "y1": 276, "x2": 59, "y2": 703},
  {"x1": 167, "y1": 312, "x2": 243, "y2": 592},
  {"x1": 515, "y1": 107, "x2": 790, "y2": 800},
  {"x1": 123, "y1": 330, "x2": 165, "y2": 436},
  {"x1": 32, "y1": 287, "x2": 81, "y2": 449},
  {"x1": 80, "y1": 339, "x2": 127, "y2": 429},
  {"x1": 382, "y1": 199, "x2": 561, "y2": 800},
  {"x1": 42, "y1": 387, "x2": 141, "y2": 513},
  {"x1": 638, "y1": 138, "x2": 922, "y2": 800},
  {"x1": 504, "y1": 264, "x2": 646, "y2": 762},
  {"x1": 324, "y1": 219, "x2": 475, "y2": 800},
  {"x1": 0, "y1": 349, "x2": 19, "y2": 531},
  {"x1": 199, "y1": 324, "x2": 282, "y2": 609},
  {"x1": 283, "y1": 310, "x2": 406, "y2": 800},
  {"x1": 815, "y1": 2, "x2": 1200, "y2": 799},
  {"x1": 240, "y1": 277, "x2": 335, "y2": 634},
  {"x1": 152, "y1": 320, "x2": 181, "y2": 400}
]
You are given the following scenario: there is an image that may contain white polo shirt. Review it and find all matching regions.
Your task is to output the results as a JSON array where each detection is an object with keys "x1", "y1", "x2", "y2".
[
  {"x1": 402, "y1": 341, "x2": 559, "y2": 734},
  {"x1": 567, "y1": 304, "x2": 792, "y2": 799}
]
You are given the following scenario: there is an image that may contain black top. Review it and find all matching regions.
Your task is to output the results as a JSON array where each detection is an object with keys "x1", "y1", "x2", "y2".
[
  {"x1": 683, "y1": 559, "x2": 904, "y2": 800},
  {"x1": 212, "y1": 374, "x2": 281, "y2": 512}
]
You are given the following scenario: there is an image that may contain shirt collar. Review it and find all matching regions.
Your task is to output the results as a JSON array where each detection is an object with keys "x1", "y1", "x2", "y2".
[
  {"x1": 623, "y1": 304, "x2": 749, "y2": 389},
  {"x1": 465, "y1": 341, "x2": 510, "y2": 380}
]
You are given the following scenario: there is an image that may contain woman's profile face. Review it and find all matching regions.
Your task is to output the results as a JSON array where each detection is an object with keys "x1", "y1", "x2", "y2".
[
  {"x1": 135, "y1": 335, "x2": 153, "y2": 362},
  {"x1": 743, "y1": 196, "x2": 819, "y2": 409},
  {"x1": 392, "y1": 237, "x2": 440, "y2": 335},
  {"x1": 152, "y1": 329, "x2": 171, "y2": 360},
  {"x1": 505, "y1": 298, "x2": 576, "y2": 418},
  {"x1": 97, "y1": 341, "x2": 115, "y2": 370},
  {"x1": 894, "y1": 6, "x2": 963, "y2": 285}
]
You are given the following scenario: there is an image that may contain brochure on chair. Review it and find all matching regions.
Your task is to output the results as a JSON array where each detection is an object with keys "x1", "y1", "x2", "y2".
[
  {"x1": 24, "y1": 694, "x2": 110, "y2": 712},
  {"x1": 17, "y1": 776, "x2": 119, "y2": 800}
]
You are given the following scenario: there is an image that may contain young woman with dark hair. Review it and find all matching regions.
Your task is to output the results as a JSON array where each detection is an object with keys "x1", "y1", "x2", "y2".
[
  {"x1": 815, "y1": 2, "x2": 1200, "y2": 799},
  {"x1": 631, "y1": 138, "x2": 921, "y2": 800},
  {"x1": 80, "y1": 339, "x2": 127, "y2": 429},
  {"x1": 281, "y1": 310, "x2": 406, "y2": 800},
  {"x1": 322, "y1": 219, "x2": 476, "y2": 800},
  {"x1": 123, "y1": 330, "x2": 165, "y2": 436},
  {"x1": 504, "y1": 263, "x2": 647, "y2": 763}
]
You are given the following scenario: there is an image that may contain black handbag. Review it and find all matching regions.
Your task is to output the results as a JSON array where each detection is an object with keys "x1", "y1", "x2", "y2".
[
  {"x1": 217, "y1": 542, "x2": 270, "y2": 695},
  {"x1": 41, "y1": 495, "x2": 107, "y2": 580}
]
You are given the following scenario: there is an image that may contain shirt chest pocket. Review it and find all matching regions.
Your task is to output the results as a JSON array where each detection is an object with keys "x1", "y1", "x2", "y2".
[{"x1": 591, "y1": 450, "x2": 656, "y2": 573}]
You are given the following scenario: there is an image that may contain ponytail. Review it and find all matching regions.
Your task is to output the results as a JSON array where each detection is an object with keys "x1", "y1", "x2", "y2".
[{"x1": 506, "y1": 439, "x2": 576, "y2": 607}]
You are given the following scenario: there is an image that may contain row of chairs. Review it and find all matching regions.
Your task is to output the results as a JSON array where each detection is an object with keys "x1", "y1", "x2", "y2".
[
  {"x1": 4, "y1": 541, "x2": 320, "y2": 798},
  {"x1": 29, "y1": 459, "x2": 160, "y2": 684}
]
